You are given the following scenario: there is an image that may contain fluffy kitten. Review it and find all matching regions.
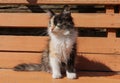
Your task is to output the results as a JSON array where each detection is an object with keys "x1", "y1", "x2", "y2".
[{"x1": 14, "y1": 5, "x2": 78, "y2": 79}]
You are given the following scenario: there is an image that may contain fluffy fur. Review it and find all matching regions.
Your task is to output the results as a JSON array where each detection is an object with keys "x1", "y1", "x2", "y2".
[{"x1": 14, "y1": 5, "x2": 78, "y2": 79}]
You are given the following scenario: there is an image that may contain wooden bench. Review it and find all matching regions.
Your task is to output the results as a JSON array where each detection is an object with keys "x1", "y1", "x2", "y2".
[{"x1": 0, "y1": 0, "x2": 120, "y2": 83}]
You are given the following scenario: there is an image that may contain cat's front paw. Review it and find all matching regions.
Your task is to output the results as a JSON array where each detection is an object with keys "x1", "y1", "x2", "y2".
[
  {"x1": 66, "y1": 71, "x2": 77, "y2": 79},
  {"x1": 52, "y1": 73, "x2": 62, "y2": 79}
]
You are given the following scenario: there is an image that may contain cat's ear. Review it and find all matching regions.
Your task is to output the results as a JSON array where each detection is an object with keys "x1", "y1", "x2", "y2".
[
  {"x1": 62, "y1": 5, "x2": 71, "y2": 15},
  {"x1": 46, "y1": 9, "x2": 55, "y2": 18}
]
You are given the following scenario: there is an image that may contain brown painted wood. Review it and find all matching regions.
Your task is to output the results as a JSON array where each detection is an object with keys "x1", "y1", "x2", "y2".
[
  {"x1": 106, "y1": 6, "x2": 116, "y2": 38},
  {"x1": 0, "y1": 36, "x2": 120, "y2": 71},
  {"x1": 76, "y1": 54, "x2": 120, "y2": 71},
  {"x1": 0, "y1": 0, "x2": 119, "y2": 73},
  {"x1": 1, "y1": 13, "x2": 120, "y2": 28},
  {"x1": 0, "y1": 0, "x2": 120, "y2": 5},
  {"x1": 0, "y1": 70, "x2": 120, "y2": 83},
  {"x1": 0, "y1": 52, "x2": 41, "y2": 68},
  {"x1": 73, "y1": 13, "x2": 120, "y2": 28},
  {"x1": 1, "y1": 52, "x2": 120, "y2": 71},
  {"x1": 1, "y1": 51, "x2": 120, "y2": 71},
  {"x1": 107, "y1": 29, "x2": 116, "y2": 38},
  {"x1": 106, "y1": 6, "x2": 114, "y2": 14},
  {"x1": 0, "y1": 0, "x2": 120, "y2": 82},
  {"x1": 0, "y1": 36, "x2": 120, "y2": 54},
  {"x1": 0, "y1": 13, "x2": 49, "y2": 28},
  {"x1": 1, "y1": 36, "x2": 120, "y2": 54},
  {"x1": 77, "y1": 37, "x2": 120, "y2": 54},
  {"x1": 0, "y1": 36, "x2": 48, "y2": 52}
]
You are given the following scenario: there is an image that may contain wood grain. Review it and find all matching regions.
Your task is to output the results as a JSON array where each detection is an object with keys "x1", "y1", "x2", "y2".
[
  {"x1": 0, "y1": 36, "x2": 120, "y2": 71},
  {"x1": 0, "y1": 0, "x2": 120, "y2": 5},
  {"x1": 0, "y1": 52, "x2": 41, "y2": 68},
  {"x1": 0, "y1": 36, "x2": 48, "y2": 52},
  {"x1": 0, "y1": 13, "x2": 120, "y2": 28},
  {"x1": 1, "y1": 52, "x2": 120, "y2": 71},
  {"x1": 0, "y1": 70, "x2": 120, "y2": 83},
  {"x1": 77, "y1": 37, "x2": 120, "y2": 54},
  {"x1": 1, "y1": 36, "x2": 120, "y2": 54}
]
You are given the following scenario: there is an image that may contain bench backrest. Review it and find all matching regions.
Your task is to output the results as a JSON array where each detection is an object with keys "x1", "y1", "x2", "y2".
[{"x1": 0, "y1": 0, "x2": 120, "y2": 72}]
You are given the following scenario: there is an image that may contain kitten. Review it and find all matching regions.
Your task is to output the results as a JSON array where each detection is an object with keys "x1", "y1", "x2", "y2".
[{"x1": 14, "y1": 5, "x2": 78, "y2": 79}]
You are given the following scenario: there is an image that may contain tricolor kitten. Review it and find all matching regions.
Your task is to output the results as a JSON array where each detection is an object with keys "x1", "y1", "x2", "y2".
[{"x1": 14, "y1": 5, "x2": 78, "y2": 79}]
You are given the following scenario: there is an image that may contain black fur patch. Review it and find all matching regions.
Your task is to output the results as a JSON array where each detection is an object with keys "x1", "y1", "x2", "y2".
[{"x1": 53, "y1": 13, "x2": 74, "y2": 29}]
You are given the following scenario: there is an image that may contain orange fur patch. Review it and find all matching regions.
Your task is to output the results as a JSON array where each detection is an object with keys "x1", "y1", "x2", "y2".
[{"x1": 49, "y1": 41, "x2": 58, "y2": 57}]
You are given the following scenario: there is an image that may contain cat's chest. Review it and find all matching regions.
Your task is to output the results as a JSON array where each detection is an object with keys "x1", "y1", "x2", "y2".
[{"x1": 51, "y1": 36, "x2": 73, "y2": 54}]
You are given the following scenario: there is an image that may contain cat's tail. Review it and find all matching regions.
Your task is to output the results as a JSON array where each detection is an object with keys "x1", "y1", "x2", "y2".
[
  {"x1": 14, "y1": 49, "x2": 51, "y2": 72},
  {"x1": 14, "y1": 63, "x2": 51, "y2": 73},
  {"x1": 14, "y1": 63, "x2": 43, "y2": 71}
]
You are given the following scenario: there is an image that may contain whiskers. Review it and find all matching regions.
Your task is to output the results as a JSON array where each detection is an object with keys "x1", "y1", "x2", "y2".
[
  {"x1": 34, "y1": 28, "x2": 48, "y2": 36},
  {"x1": 39, "y1": 30, "x2": 48, "y2": 36}
]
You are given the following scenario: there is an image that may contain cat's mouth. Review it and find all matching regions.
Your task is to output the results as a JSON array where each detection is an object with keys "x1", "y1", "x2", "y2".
[
  {"x1": 63, "y1": 30, "x2": 71, "y2": 35},
  {"x1": 51, "y1": 29, "x2": 71, "y2": 36}
]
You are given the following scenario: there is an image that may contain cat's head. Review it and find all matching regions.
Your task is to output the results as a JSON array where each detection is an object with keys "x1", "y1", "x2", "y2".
[{"x1": 47, "y1": 5, "x2": 75, "y2": 36}]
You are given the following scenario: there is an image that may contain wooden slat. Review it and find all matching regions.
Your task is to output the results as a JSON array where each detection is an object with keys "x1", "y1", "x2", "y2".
[
  {"x1": 0, "y1": 0, "x2": 120, "y2": 5},
  {"x1": 2, "y1": 36, "x2": 120, "y2": 54},
  {"x1": 106, "y1": 6, "x2": 114, "y2": 14},
  {"x1": 1, "y1": 70, "x2": 120, "y2": 83},
  {"x1": 1, "y1": 52, "x2": 120, "y2": 71},
  {"x1": 0, "y1": 36, "x2": 48, "y2": 52},
  {"x1": 0, "y1": 36, "x2": 120, "y2": 71},
  {"x1": 0, "y1": 13, "x2": 49, "y2": 28},
  {"x1": 0, "y1": 36, "x2": 45, "y2": 68},
  {"x1": 106, "y1": 6, "x2": 116, "y2": 38},
  {"x1": 1, "y1": 13, "x2": 120, "y2": 28},
  {"x1": 76, "y1": 54, "x2": 120, "y2": 71},
  {"x1": 0, "y1": 52, "x2": 41, "y2": 68},
  {"x1": 77, "y1": 37, "x2": 120, "y2": 54},
  {"x1": 107, "y1": 29, "x2": 116, "y2": 38},
  {"x1": 73, "y1": 13, "x2": 120, "y2": 28}
]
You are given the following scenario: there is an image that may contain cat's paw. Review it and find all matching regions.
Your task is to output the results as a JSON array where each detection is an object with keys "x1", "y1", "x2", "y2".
[
  {"x1": 52, "y1": 73, "x2": 62, "y2": 79},
  {"x1": 66, "y1": 71, "x2": 77, "y2": 79}
]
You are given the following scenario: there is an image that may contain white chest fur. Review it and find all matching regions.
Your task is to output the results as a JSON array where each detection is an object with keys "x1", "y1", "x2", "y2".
[{"x1": 49, "y1": 30, "x2": 77, "y2": 62}]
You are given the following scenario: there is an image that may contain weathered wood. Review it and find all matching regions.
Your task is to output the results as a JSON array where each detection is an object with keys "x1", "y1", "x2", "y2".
[
  {"x1": 0, "y1": 52, "x2": 41, "y2": 68},
  {"x1": 0, "y1": 0, "x2": 120, "y2": 5},
  {"x1": 0, "y1": 13, "x2": 120, "y2": 28}
]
